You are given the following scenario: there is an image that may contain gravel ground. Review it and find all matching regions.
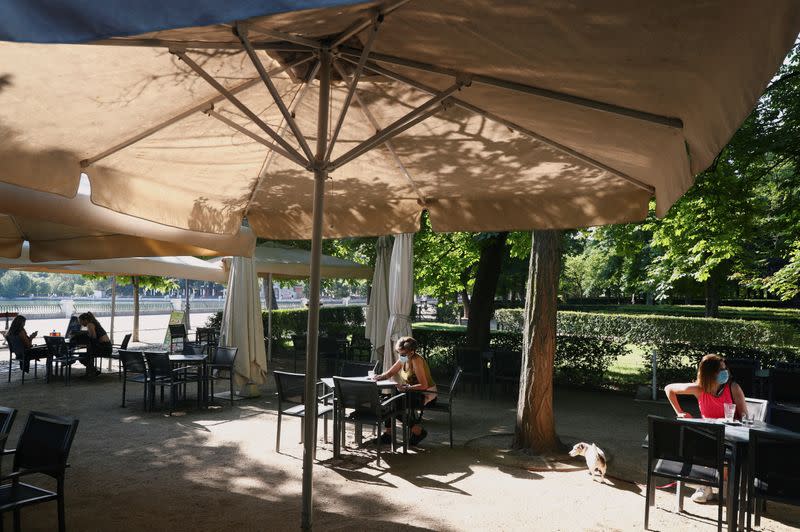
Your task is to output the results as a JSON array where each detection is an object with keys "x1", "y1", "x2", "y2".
[{"x1": 0, "y1": 355, "x2": 797, "y2": 532}]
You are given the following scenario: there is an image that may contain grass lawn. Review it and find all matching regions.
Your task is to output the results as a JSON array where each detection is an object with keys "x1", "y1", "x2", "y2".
[{"x1": 560, "y1": 303, "x2": 800, "y2": 323}]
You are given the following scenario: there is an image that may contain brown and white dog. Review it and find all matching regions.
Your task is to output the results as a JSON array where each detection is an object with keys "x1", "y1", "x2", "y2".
[{"x1": 569, "y1": 442, "x2": 607, "y2": 482}]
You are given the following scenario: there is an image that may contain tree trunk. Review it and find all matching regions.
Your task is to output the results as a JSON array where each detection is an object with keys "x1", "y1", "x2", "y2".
[
  {"x1": 513, "y1": 230, "x2": 562, "y2": 453},
  {"x1": 460, "y1": 288, "x2": 471, "y2": 320},
  {"x1": 465, "y1": 233, "x2": 509, "y2": 351},
  {"x1": 705, "y1": 267, "x2": 721, "y2": 317},
  {"x1": 132, "y1": 276, "x2": 140, "y2": 342}
]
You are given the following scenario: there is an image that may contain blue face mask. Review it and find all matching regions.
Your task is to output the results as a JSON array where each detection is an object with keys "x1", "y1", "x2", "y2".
[
  {"x1": 398, "y1": 355, "x2": 408, "y2": 364},
  {"x1": 716, "y1": 369, "x2": 729, "y2": 385}
]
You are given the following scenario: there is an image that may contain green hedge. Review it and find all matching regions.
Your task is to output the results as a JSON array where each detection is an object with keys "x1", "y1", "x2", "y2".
[
  {"x1": 495, "y1": 309, "x2": 798, "y2": 349},
  {"x1": 205, "y1": 305, "x2": 366, "y2": 346},
  {"x1": 411, "y1": 327, "x2": 625, "y2": 388}
]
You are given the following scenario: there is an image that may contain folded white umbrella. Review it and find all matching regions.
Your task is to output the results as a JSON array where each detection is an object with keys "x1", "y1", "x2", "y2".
[
  {"x1": 219, "y1": 256, "x2": 268, "y2": 392},
  {"x1": 382, "y1": 233, "x2": 413, "y2": 374},
  {"x1": 365, "y1": 236, "x2": 390, "y2": 362}
]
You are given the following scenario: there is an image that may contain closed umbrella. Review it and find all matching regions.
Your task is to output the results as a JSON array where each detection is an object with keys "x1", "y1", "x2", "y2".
[
  {"x1": 382, "y1": 233, "x2": 414, "y2": 374},
  {"x1": 219, "y1": 256, "x2": 268, "y2": 394},
  {"x1": 365, "y1": 236, "x2": 390, "y2": 362},
  {"x1": 1, "y1": 3, "x2": 799, "y2": 529}
]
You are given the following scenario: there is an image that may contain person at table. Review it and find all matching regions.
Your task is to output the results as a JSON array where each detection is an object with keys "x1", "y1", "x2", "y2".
[
  {"x1": 372, "y1": 336, "x2": 437, "y2": 446},
  {"x1": 74, "y1": 312, "x2": 109, "y2": 376},
  {"x1": 5, "y1": 315, "x2": 43, "y2": 373},
  {"x1": 664, "y1": 353, "x2": 748, "y2": 503}
]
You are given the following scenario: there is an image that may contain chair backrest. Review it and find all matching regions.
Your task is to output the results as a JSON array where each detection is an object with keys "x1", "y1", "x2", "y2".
[
  {"x1": 274, "y1": 371, "x2": 306, "y2": 405},
  {"x1": 492, "y1": 350, "x2": 522, "y2": 378},
  {"x1": 0, "y1": 406, "x2": 17, "y2": 436},
  {"x1": 339, "y1": 361, "x2": 377, "y2": 377},
  {"x1": 168, "y1": 324, "x2": 187, "y2": 339},
  {"x1": 774, "y1": 361, "x2": 800, "y2": 371},
  {"x1": 6, "y1": 333, "x2": 24, "y2": 357},
  {"x1": 119, "y1": 333, "x2": 132, "y2": 350},
  {"x1": 212, "y1": 346, "x2": 238, "y2": 366},
  {"x1": 447, "y1": 367, "x2": 463, "y2": 395},
  {"x1": 769, "y1": 368, "x2": 800, "y2": 404},
  {"x1": 769, "y1": 405, "x2": 800, "y2": 432},
  {"x1": 44, "y1": 335, "x2": 68, "y2": 357},
  {"x1": 144, "y1": 352, "x2": 172, "y2": 379},
  {"x1": 726, "y1": 359, "x2": 758, "y2": 396},
  {"x1": 292, "y1": 334, "x2": 307, "y2": 352},
  {"x1": 182, "y1": 342, "x2": 207, "y2": 357},
  {"x1": 333, "y1": 377, "x2": 381, "y2": 413},
  {"x1": 749, "y1": 429, "x2": 800, "y2": 501},
  {"x1": 745, "y1": 397, "x2": 769, "y2": 422},
  {"x1": 318, "y1": 336, "x2": 341, "y2": 355},
  {"x1": 647, "y1": 416, "x2": 726, "y2": 472},
  {"x1": 119, "y1": 350, "x2": 147, "y2": 374},
  {"x1": 454, "y1": 347, "x2": 484, "y2": 374},
  {"x1": 13, "y1": 411, "x2": 79, "y2": 478}
]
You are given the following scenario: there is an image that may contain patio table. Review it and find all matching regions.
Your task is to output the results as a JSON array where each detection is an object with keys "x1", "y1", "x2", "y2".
[
  {"x1": 321, "y1": 376, "x2": 401, "y2": 457},
  {"x1": 684, "y1": 418, "x2": 799, "y2": 531},
  {"x1": 169, "y1": 352, "x2": 209, "y2": 408}
]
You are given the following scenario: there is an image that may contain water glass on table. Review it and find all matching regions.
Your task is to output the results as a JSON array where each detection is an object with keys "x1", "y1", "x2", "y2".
[
  {"x1": 368, "y1": 370, "x2": 375, "y2": 380},
  {"x1": 724, "y1": 402, "x2": 736, "y2": 423}
]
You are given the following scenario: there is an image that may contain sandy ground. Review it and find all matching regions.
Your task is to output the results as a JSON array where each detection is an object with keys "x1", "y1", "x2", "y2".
[{"x1": 0, "y1": 355, "x2": 798, "y2": 532}]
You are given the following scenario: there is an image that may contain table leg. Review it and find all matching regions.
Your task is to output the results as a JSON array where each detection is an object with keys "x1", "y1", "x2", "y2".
[
  {"x1": 726, "y1": 443, "x2": 742, "y2": 532},
  {"x1": 333, "y1": 404, "x2": 340, "y2": 458}
]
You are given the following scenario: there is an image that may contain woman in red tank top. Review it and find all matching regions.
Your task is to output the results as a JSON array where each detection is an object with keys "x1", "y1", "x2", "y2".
[{"x1": 664, "y1": 354, "x2": 748, "y2": 504}]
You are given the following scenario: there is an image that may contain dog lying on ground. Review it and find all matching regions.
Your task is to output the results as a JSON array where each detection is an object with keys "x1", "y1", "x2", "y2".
[{"x1": 569, "y1": 442, "x2": 607, "y2": 482}]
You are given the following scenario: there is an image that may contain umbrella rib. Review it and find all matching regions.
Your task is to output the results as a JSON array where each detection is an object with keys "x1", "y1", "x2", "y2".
[
  {"x1": 245, "y1": 24, "x2": 321, "y2": 49},
  {"x1": 332, "y1": 61, "x2": 427, "y2": 205},
  {"x1": 353, "y1": 57, "x2": 655, "y2": 194},
  {"x1": 91, "y1": 38, "x2": 310, "y2": 53},
  {"x1": 204, "y1": 109, "x2": 307, "y2": 168},
  {"x1": 236, "y1": 23, "x2": 315, "y2": 163},
  {"x1": 324, "y1": 18, "x2": 382, "y2": 162},
  {"x1": 338, "y1": 48, "x2": 684, "y2": 130},
  {"x1": 173, "y1": 50, "x2": 311, "y2": 169},
  {"x1": 79, "y1": 55, "x2": 314, "y2": 169},
  {"x1": 330, "y1": 0, "x2": 411, "y2": 48},
  {"x1": 329, "y1": 80, "x2": 466, "y2": 171}
]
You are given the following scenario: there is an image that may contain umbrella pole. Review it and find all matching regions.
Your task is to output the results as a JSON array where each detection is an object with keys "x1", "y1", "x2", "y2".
[
  {"x1": 110, "y1": 276, "x2": 116, "y2": 345},
  {"x1": 184, "y1": 278, "x2": 191, "y2": 333},
  {"x1": 301, "y1": 48, "x2": 330, "y2": 532},
  {"x1": 267, "y1": 273, "x2": 273, "y2": 362}
]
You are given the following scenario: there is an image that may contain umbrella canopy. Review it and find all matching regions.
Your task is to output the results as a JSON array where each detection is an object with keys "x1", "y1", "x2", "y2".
[
  {"x1": 208, "y1": 242, "x2": 371, "y2": 280},
  {"x1": 1, "y1": 2, "x2": 797, "y2": 238},
  {"x1": 382, "y1": 233, "x2": 413, "y2": 373},
  {"x1": 219, "y1": 256, "x2": 268, "y2": 391},
  {"x1": 0, "y1": 178, "x2": 256, "y2": 261},
  {"x1": 365, "y1": 235, "x2": 390, "y2": 362}
]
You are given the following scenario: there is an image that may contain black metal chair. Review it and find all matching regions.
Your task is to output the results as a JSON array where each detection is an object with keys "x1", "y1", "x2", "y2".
[
  {"x1": 408, "y1": 367, "x2": 462, "y2": 448},
  {"x1": 454, "y1": 346, "x2": 486, "y2": 396},
  {"x1": 144, "y1": 352, "x2": 192, "y2": 414},
  {"x1": 333, "y1": 377, "x2": 406, "y2": 466},
  {"x1": 208, "y1": 346, "x2": 238, "y2": 406},
  {"x1": 317, "y1": 336, "x2": 342, "y2": 378},
  {"x1": 768, "y1": 367, "x2": 800, "y2": 406},
  {"x1": 744, "y1": 397, "x2": 769, "y2": 422},
  {"x1": 339, "y1": 361, "x2": 378, "y2": 377},
  {"x1": 769, "y1": 404, "x2": 800, "y2": 432},
  {"x1": 644, "y1": 416, "x2": 726, "y2": 532},
  {"x1": 488, "y1": 349, "x2": 522, "y2": 397},
  {"x1": 195, "y1": 327, "x2": 218, "y2": 347},
  {"x1": 0, "y1": 411, "x2": 79, "y2": 532},
  {"x1": 273, "y1": 371, "x2": 333, "y2": 455},
  {"x1": 6, "y1": 335, "x2": 49, "y2": 385},
  {"x1": 109, "y1": 333, "x2": 132, "y2": 377},
  {"x1": 726, "y1": 358, "x2": 759, "y2": 397},
  {"x1": 43, "y1": 336, "x2": 79, "y2": 386},
  {"x1": 348, "y1": 336, "x2": 372, "y2": 362},
  {"x1": 0, "y1": 407, "x2": 17, "y2": 472},
  {"x1": 119, "y1": 350, "x2": 149, "y2": 409},
  {"x1": 168, "y1": 324, "x2": 187, "y2": 353},
  {"x1": 747, "y1": 428, "x2": 800, "y2": 530},
  {"x1": 291, "y1": 334, "x2": 306, "y2": 373}
]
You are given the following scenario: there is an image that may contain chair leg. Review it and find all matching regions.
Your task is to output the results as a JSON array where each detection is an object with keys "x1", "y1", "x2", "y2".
[
  {"x1": 12, "y1": 509, "x2": 20, "y2": 532},
  {"x1": 229, "y1": 374, "x2": 234, "y2": 406},
  {"x1": 449, "y1": 408, "x2": 454, "y2": 448},
  {"x1": 675, "y1": 480, "x2": 683, "y2": 512},
  {"x1": 323, "y1": 413, "x2": 328, "y2": 443},
  {"x1": 276, "y1": 413, "x2": 282, "y2": 452},
  {"x1": 57, "y1": 482, "x2": 65, "y2": 532},
  {"x1": 644, "y1": 472, "x2": 653, "y2": 530},
  {"x1": 122, "y1": 377, "x2": 127, "y2": 407}
]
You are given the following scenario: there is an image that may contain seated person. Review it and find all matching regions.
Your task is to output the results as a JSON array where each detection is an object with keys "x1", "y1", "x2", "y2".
[
  {"x1": 72, "y1": 312, "x2": 110, "y2": 376},
  {"x1": 5, "y1": 315, "x2": 45, "y2": 372},
  {"x1": 664, "y1": 354, "x2": 748, "y2": 503},
  {"x1": 371, "y1": 336, "x2": 437, "y2": 446}
]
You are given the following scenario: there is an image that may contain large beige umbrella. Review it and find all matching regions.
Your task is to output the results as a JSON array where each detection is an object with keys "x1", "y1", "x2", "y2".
[{"x1": 2, "y1": 3, "x2": 799, "y2": 529}]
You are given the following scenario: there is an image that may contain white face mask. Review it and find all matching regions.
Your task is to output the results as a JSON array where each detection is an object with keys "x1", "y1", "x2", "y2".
[{"x1": 398, "y1": 355, "x2": 408, "y2": 364}]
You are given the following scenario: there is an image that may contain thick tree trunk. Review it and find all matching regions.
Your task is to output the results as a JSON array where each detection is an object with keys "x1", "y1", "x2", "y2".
[
  {"x1": 465, "y1": 233, "x2": 509, "y2": 351},
  {"x1": 460, "y1": 288, "x2": 471, "y2": 320},
  {"x1": 705, "y1": 267, "x2": 721, "y2": 317},
  {"x1": 132, "y1": 276, "x2": 140, "y2": 342},
  {"x1": 513, "y1": 230, "x2": 562, "y2": 453}
]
